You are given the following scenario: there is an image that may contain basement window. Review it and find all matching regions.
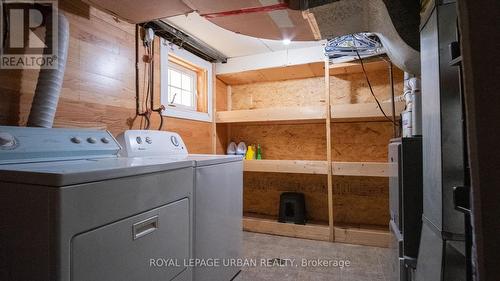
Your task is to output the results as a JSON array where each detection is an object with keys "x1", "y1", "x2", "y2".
[
  {"x1": 161, "y1": 39, "x2": 213, "y2": 122},
  {"x1": 167, "y1": 63, "x2": 197, "y2": 110}
]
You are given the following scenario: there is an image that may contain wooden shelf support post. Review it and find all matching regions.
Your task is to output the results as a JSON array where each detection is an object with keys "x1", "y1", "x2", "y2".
[
  {"x1": 325, "y1": 59, "x2": 334, "y2": 242},
  {"x1": 212, "y1": 64, "x2": 217, "y2": 154}
]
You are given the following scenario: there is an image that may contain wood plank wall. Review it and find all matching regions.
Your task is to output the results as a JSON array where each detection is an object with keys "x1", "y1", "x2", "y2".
[
  {"x1": 0, "y1": 0, "x2": 213, "y2": 153},
  {"x1": 225, "y1": 67, "x2": 404, "y2": 227}
]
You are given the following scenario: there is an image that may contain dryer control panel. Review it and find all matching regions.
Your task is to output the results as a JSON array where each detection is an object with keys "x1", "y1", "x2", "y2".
[
  {"x1": 0, "y1": 126, "x2": 120, "y2": 164},
  {"x1": 116, "y1": 130, "x2": 188, "y2": 157}
]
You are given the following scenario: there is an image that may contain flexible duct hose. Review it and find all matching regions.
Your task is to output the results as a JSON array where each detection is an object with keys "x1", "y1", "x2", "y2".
[{"x1": 27, "y1": 13, "x2": 69, "y2": 128}]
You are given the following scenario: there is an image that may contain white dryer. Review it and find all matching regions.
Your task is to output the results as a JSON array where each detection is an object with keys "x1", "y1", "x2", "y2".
[
  {"x1": 117, "y1": 130, "x2": 243, "y2": 281},
  {"x1": 0, "y1": 126, "x2": 194, "y2": 281}
]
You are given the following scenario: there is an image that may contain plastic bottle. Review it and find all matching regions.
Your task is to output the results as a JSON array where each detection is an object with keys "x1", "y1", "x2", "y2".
[
  {"x1": 245, "y1": 145, "x2": 255, "y2": 160},
  {"x1": 256, "y1": 144, "x2": 262, "y2": 160},
  {"x1": 227, "y1": 142, "x2": 237, "y2": 155},
  {"x1": 236, "y1": 142, "x2": 247, "y2": 155}
]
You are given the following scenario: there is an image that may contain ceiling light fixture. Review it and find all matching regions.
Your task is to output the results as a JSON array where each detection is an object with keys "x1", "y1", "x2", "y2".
[{"x1": 282, "y1": 39, "x2": 291, "y2": 45}]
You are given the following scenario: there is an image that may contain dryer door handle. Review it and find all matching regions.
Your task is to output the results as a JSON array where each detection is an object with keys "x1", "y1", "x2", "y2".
[{"x1": 132, "y1": 215, "x2": 159, "y2": 240}]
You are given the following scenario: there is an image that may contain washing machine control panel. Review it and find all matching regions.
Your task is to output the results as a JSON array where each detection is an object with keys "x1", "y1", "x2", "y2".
[
  {"x1": 116, "y1": 130, "x2": 188, "y2": 157},
  {"x1": 0, "y1": 126, "x2": 120, "y2": 164}
]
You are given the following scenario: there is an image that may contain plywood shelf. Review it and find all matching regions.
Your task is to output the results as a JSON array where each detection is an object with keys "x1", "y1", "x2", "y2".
[
  {"x1": 328, "y1": 60, "x2": 388, "y2": 75},
  {"x1": 330, "y1": 101, "x2": 406, "y2": 122},
  {"x1": 242, "y1": 215, "x2": 390, "y2": 247},
  {"x1": 243, "y1": 214, "x2": 330, "y2": 242},
  {"x1": 216, "y1": 58, "x2": 390, "y2": 86},
  {"x1": 244, "y1": 159, "x2": 328, "y2": 174},
  {"x1": 216, "y1": 106, "x2": 326, "y2": 124},
  {"x1": 334, "y1": 224, "x2": 390, "y2": 248},
  {"x1": 332, "y1": 161, "x2": 394, "y2": 177},
  {"x1": 216, "y1": 101, "x2": 405, "y2": 124},
  {"x1": 244, "y1": 160, "x2": 393, "y2": 177}
]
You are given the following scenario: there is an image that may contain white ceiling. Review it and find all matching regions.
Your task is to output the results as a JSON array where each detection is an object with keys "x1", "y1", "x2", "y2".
[{"x1": 164, "y1": 12, "x2": 325, "y2": 59}]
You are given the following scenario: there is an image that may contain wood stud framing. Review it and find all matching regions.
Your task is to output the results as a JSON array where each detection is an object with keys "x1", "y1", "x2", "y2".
[
  {"x1": 325, "y1": 59, "x2": 335, "y2": 242},
  {"x1": 212, "y1": 64, "x2": 217, "y2": 154}
]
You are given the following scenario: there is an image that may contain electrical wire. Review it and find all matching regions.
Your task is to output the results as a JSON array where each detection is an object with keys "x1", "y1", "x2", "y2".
[
  {"x1": 144, "y1": 44, "x2": 150, "y2": 114},
  {"x1": 149, "y1": 38, "x2": 165, "y2": 130},
  {"x1": 354, "y1": 48, "x2": 398, "y2": 126},
  {"x1": 141, "y1": 45, "x2": 150, "y2": 130},
  {"x1": 135, "y1": 24, "x2": 151, "y2": 130},
  {"x1": 142, "y1": 36, "x2": 165, "y2": 131},
  {"x1": 2, "y1": 7, "x2": 9, "y2": 49}
]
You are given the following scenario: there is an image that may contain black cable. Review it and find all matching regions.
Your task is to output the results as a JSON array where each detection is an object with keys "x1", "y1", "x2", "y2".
[
  {"x1": 153, "y1": 105, "x2": 165, "y2": 130},
  {"x1": 150, "y1": 39, "x2": 155, "y2": 112},
  {"x1": 144, "y1": 43, "x2": 151, "y2": 114},
  {"x1": 158, "y1": 115, "x2": 163, "y2": 130},
  {"x1": 2, "y1": 6, "x2": 9, "y2": 49},
  {"x1": 147, "y1": 37, "x2": 165, "y2": 130},
  {"x1": 143, "y1": 36, "x2": 154, "y2": 130},
  {"x1": 135, "y1": 25, "x2": 140, "y2": 116},
  {"x1": 354, "y1": 49, "x2": 398, "y2": 126},
  {"x1": 135, "y1": 25, "x2": 152, "y2": 130}
]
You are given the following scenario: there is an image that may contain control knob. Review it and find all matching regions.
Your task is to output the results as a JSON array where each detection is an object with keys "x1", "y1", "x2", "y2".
[
  {"x1": 0, "y1": 132, "x2": 16, "y2": 149},
  {"x1": 71, "y1": 137, "x2": 82, "y2": 144},
  {"x1": 170, "y1": 136, "x2": 179, "y2": 147}
]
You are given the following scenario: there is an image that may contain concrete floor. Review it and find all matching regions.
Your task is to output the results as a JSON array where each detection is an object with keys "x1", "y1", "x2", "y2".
[{"x1": 234, "y1": 232, "x2": 391, "y2": 281}]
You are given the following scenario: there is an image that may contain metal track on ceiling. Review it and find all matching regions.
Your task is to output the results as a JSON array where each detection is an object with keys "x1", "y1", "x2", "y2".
[{"x1": 143, "y1": 20, "x2": 228, "y2": 63}]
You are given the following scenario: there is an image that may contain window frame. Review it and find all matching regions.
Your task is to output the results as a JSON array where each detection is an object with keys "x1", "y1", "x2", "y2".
[
  {"x1": 160, "y1": 38, "x2": 213, "y2": 123},
  {"x1": 167, "y1": 62, "x2": 198, "y2": 111}
]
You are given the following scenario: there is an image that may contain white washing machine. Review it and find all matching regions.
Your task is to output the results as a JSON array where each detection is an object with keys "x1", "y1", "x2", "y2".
[
  {"x1": 0, "y1": 126, "x2": 194, "y2": 281},
  {"x1": 117, "y1": 130, "x2": 243, "y2": 281}
]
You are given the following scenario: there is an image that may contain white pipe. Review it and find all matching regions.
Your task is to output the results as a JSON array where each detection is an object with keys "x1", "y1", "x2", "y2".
[{"x1": 408, "y1": 77, "x2": 422, "y2": 136}]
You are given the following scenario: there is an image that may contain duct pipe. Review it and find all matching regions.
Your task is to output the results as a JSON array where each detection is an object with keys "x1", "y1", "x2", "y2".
[{"x1": 27, "y1": 13, "x2": 69, "y2": 128}]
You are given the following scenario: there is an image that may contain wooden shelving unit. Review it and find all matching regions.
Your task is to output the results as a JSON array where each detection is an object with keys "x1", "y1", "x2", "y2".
[
  {"x1": 243, "y1": 214, "x2": 390, "y2": 247},
  {"x1": 244, "y1": 159, "x2": 394, "y2": 177},
  {"x1": 217, "y1": 59, "x2": 389, "y2": 86},
  {"x1": 216, "y1": 101, "x2": 404, "y2": 124},
  {"x1": 330, "y1": 101, "x2": 405, "y2": 122},
  {"x1": 214, "y1": 57, "x2": 401, "y2": 248},
  {"x1": 332, "y1": 161, "x2": 395, "y2": 177},
  {"x1": 333, "y1": 224, "x2": 390, "y2": 248},
  {"x1": 216, "y1": 106, "x2": 326, "y2": 124},
  {"x1": 243, "y1": 214, "x2": 330, "y2": 242},
  {"x1": 244, "y1": 159, "x2": 328, "y2": 175},
  {"x1": 328, "y1": 60, "x2": 389, "y2": 75},
  {"x1": 324, "y1": 58, "x2": 397, "y2": 245}
]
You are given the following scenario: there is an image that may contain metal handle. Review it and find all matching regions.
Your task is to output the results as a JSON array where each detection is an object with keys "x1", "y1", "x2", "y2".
[
  {"x1": 453, "y1": 186, "x2": 471, "y2": 214},
  {"x1": 132, "y1": 215, "x2": 159, "y2": 240}
]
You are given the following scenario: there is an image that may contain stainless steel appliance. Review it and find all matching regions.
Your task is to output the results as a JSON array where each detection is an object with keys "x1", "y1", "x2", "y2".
[
  {"x1": 389, "y1": 137, "x2": 423, "y2": 281},
  {"x1": 117, "y1": 130, "x2": 243, "y2": 281},
  {"x1": 417, "y1": 1, "x2": 468, "y2": 280},
  {"x1": 0, "y1": 126, "x2": 194, "y2": 281}
]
